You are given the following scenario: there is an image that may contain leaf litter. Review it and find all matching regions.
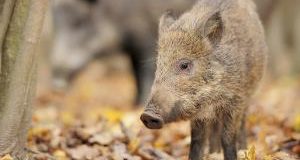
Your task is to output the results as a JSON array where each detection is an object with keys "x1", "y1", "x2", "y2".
[{"x1": 2, "y1": 59, "x2": 300, "y2": 160}]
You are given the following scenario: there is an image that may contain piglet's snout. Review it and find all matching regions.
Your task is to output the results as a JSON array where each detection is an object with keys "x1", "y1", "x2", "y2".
[{"x1": 140, "y1": 112, "x2": 164, "y2": 129}]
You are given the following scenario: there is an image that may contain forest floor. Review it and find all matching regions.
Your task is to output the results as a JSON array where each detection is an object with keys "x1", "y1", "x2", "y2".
[{"x1": 1, "y1": 55, "x2": 300, "y2": 160}]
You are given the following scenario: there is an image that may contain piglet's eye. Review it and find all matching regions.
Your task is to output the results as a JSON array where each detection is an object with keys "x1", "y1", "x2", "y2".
[{"x1": 176, "y1": 59, "x2": 193, "y2": 73}]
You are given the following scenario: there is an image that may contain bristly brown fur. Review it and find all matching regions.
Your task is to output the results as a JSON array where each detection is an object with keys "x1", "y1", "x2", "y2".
[{"x1": 142, "y1": 0, "x2": 267, "y2": 160}]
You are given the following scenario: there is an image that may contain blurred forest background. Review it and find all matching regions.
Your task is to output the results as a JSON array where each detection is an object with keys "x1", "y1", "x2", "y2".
[{"x1": 9, "y1": 0, "x2": 300, "y2": 159}]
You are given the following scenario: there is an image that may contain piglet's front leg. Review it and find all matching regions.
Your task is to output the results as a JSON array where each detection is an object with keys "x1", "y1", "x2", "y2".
[
  {"x1": 189, "y1": 120, "x2": 207, "y2": 160},
  {"x1": 209, "y1": 121, "x2": 222, "y2": 153},
  {"x1": 221, "y1": 113, "x2": 238, "y2": 160}
]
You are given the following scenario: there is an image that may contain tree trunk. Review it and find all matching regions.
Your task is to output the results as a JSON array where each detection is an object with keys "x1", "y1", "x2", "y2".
[{"x1": 0, "y1": 0, "x2": 48, "y2": 159}]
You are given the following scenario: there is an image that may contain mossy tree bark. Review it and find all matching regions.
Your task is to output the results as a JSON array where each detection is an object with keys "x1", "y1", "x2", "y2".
[{"x1": 0, "y1": 0, "x2": 48, "y2": 158}]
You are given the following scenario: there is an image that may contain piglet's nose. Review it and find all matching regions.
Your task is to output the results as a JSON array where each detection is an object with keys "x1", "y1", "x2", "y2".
[{"x1": 140, "y1": 112, "x2": 163, "y2": 129}]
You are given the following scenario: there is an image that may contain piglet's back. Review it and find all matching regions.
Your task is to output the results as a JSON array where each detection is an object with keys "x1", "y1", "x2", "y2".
[{"x1": 218, "y1": 0, "x2": 267, "y2": 96}]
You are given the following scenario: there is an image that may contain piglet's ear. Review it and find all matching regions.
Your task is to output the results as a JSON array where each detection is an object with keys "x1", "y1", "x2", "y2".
[
  {"x1": 202, "y1": 12, "x2": 223, "y2": 46},
  {"x1": 159, "y1": 11, "x2": 176, "y2": 34}
]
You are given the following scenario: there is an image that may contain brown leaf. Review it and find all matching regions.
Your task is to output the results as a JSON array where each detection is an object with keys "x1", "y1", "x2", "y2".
[
  {"x1": 0, "y1": 155, "x2": 13, "y2": 160},
  {"x1": 112, "y1": 142, "x2": 141, "y2": 160},
  {"x1": 89, "y1": 132, "x2": 113, "y2": 145},
  {"x1": 67, "y1": 145, "x2": 100, "y2": 160},
  {"x1": 138, "y1": 145, "x2": 175, "y2": 160}
]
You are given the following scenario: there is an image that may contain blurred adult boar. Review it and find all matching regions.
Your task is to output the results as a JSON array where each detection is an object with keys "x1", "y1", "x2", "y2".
[
  {"x1": 140, "y1": 0, "x2": 267, "y2": 159},
  {"x1": 51, "y1": 0, "x2": 196, "y2": 104}
]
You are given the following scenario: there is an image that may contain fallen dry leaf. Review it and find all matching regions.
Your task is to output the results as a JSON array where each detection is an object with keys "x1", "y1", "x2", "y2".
[
  {"x1": 66, "y1": 145, "x2": 100, "y2": 160},
  {"x1": 0, "y1": 155, "x2": 13, "y2": 160},
  {"x1": 89, "y1": 132, "x2": 113, "y2": 145}
]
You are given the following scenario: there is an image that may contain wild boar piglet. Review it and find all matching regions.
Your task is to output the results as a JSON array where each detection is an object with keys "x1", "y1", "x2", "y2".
[{"x1": 140, "y1": 0, "x2": 267, "y2": 159}]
